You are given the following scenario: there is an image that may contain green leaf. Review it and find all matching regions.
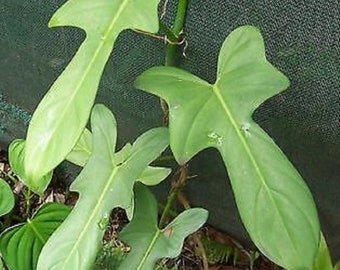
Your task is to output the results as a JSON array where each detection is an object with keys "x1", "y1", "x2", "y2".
[
  {"x1": 125, "y1": 165, "x2": 171, "y2": 221},
  {"x1": 66, "y1": 128, "x2": 92, "y2": 167},
  {"x1": 24, "y1": 0, "x2": 161, "y2": 183},
  {"x1": 135, "y1": 25, "x2": 320, "y2": 270},
  {"x1": 8, "y1": 140, "x2": 52, "y2": 195},
  {"x1": 0, "y1": 203, "x2": 70, "y2": 270},
  {"x1": 67, "y1": 129, "x2": 170, "y2": 188},
  {"x1": 137, "y1": 166, "x2": 171, "y2": 186},
  {"x1": 37, "y1": 104, "x2": 169, "y2": 270},
  {"x1": 335, "y1": 261, "x2": 340, "y2": 270},
  {"x1": 313, "y1": 233, "x2": 333, "y2": 270},
  {"x1": 0, "y1": 178, "x2": 14, "y2": 216},
  {"x1": 66, "y1": 128, "x2": 170, "y2": 222},
  {"x1": 67, "y1": 130, "x2": 171, "y2": 187},
  {"x1": 118, "y1": 184, "x2": 208, "y2": 270}
]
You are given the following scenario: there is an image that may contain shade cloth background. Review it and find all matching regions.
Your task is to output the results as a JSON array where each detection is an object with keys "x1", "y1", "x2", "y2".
[{"x1": 0, "y1": 0, "x2": 339, "y2": 262}]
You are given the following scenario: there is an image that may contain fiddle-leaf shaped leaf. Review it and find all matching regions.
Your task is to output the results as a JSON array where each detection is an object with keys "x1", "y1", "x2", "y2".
[
  {"x1": 37, "y1": 104, "x2": 169, "y2": 270},
  {"x1": 0, "y1": 203, "x2": 70, "y2": 270},
  {"x1": 118, "y1": 183, "x2": 208, "y2": 270},
  {"x1": 0, "y1": 178, "x2": 15, "y2": 216},
  {"x1": 24, "y1": 0, "x2": 161, "y2": 185},
  {"x1": 135, "y1": 25, "x2": 320, "y2": 270}
]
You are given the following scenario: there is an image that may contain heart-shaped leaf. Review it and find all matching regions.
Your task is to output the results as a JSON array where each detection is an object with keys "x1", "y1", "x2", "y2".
[
  {"x1": 24, "y1": 0, "x2": 161, "y2": 185},
  {"x1": 8, "y1": 140, "x2": 52, "y2": 195},
  {"x1": 135, "y1": 25, "x2": 320, "y2": 270},
  {"x1": 118, "y1": 183, "x2": 208, "y2": 270},
  {"x1": 0, "y1": 203, "x2": 70, "y2": 270},
  {"x1": 0, "y1": 178, "x2": 14, "y2": 216},
  {"x1": 37, "y1": 104, "x2": 169, "y2": 270}
]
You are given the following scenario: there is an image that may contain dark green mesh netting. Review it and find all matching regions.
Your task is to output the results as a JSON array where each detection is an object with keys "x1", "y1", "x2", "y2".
[{"x1": 0, "y1": 0, "x2": 339, "y2": 262}]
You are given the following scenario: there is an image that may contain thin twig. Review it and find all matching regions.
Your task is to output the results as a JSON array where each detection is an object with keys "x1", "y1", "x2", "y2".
[
  {"x1": 161, "y1": 0, "x2": 170, "y2": 19},
  {"x1": 194, "y1": 234, "x2": 209, "y2": 270},
  {"x1": 177, "y1": 192, "x2": 209, "y2": 270},
  {"x1": 159, "y1": 165, "x2": 188, "y2": 228},
  {"x1": 24, "y1": 188, "x2": 32, "y2": 217},
  {"x1": 131, "y1": 29, "x2": 165, "y2": 41}
]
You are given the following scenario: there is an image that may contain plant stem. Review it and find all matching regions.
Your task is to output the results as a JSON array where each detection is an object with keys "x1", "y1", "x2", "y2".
[
  {"x1": 159, "y1": 165, "x2": 187, "y2": 228},
  {"x1": 159, "y1": 21, "x2": 178, "y2": 42},
  {"x1": 24, "y1": 188, "x2": 32, "y2": 217},
  {"x1": 165, "y1": 0, "x2": 188, "y2": 67},
  {"x1": 158, "y1": 202, "x2": 178, "y2": 218},
  {"x1": 194, "y1": 234, "x2": 209, "y2": 270},
  {"x1": 160, "y1": 0, "x2": 189, "y2": 124},
  {"x1": 158, "y1": 0, "x2": 190, "y2": 227},
  {"x1": 177, "y1": 191, "x2": 209, "y2": 270}
]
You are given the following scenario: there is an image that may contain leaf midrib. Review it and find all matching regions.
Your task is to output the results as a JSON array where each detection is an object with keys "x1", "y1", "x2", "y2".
[
  {"x1": 58, "y1": 0, "x2": 129, "y2": 114},
  {"x1": 136, "y1": 229, "x2": 161, "y2": 270},
  {"x1": 27, "y1": 219, "x2": 46, "y2": 244},
  {"x1": 28, "y1": 0, "x2": 129, "y2": 174},
  {"x1": 212, "y1": 84, "x2": 297, "y2": 252},
  {"x1": 59, "y1": 166, "x2": 119, "y2": 268}
]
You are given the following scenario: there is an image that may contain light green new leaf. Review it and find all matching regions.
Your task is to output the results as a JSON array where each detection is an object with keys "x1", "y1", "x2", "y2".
[
  {"x1": 0, "y1": 203, "x2": 70, "y2": 270},
  {"x1": 24, "y1": 0, "x2": 161, "y2": 183},
  {"x1": 313, "y1": 233, "x2": 333, "y2": 270},
  {"x1": 0, "y1": 179, "x2": 14, "y2": 216},
  {"x1": 135, "y1": 25, "x2": 320, "y2": 270},
  {"x1": 9, "y1": 140, "x2": 52, "y2": 195},
  {"x1": 37, "y1": 104, "x2": 169, "y2": 270},
  {"x1": 118, "y1": 183, "x2": 208, "y2": 270}
]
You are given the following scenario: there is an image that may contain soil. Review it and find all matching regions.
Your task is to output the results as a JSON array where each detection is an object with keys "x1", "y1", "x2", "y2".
[{"x1": 0, "y1": 150, "x2": 282, "y2": 270}]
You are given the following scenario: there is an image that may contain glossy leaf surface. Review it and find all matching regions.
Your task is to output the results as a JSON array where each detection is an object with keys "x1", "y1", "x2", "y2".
[
  {"x1": 0, "y1": 178, "x2": 14, "y2": 216},
  {"x1": 135, "y1": 25, "x2": 320, "y2": 270},
  {"x1": 118, "y1": 184, "x2": 208, "y2": 270},
  {"x1": 0, "y1": 203, "x2": 70, "y2": 270},
  {"x1": 37, "y1": 105, "x2": 169, "y2": 270},
  {"x1": 24, "y1": 0, "x2": 161, "y2": 182},
  {"x1": 9, "y1": 140, "x2": 52, "y2": 194}
]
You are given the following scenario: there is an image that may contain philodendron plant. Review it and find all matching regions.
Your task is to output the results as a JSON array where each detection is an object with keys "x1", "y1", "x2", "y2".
[{"x1": 0, "y1": 0, "x2": 336, "y2": 270}]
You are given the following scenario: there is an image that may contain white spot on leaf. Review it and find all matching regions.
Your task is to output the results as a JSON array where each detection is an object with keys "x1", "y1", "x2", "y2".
[
  {"x1": 207, "y1": 132, "x2": 223, "y2": 145},
  {"x1": 241, "y1": 123, "x2": 251, "y2": 137}
]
